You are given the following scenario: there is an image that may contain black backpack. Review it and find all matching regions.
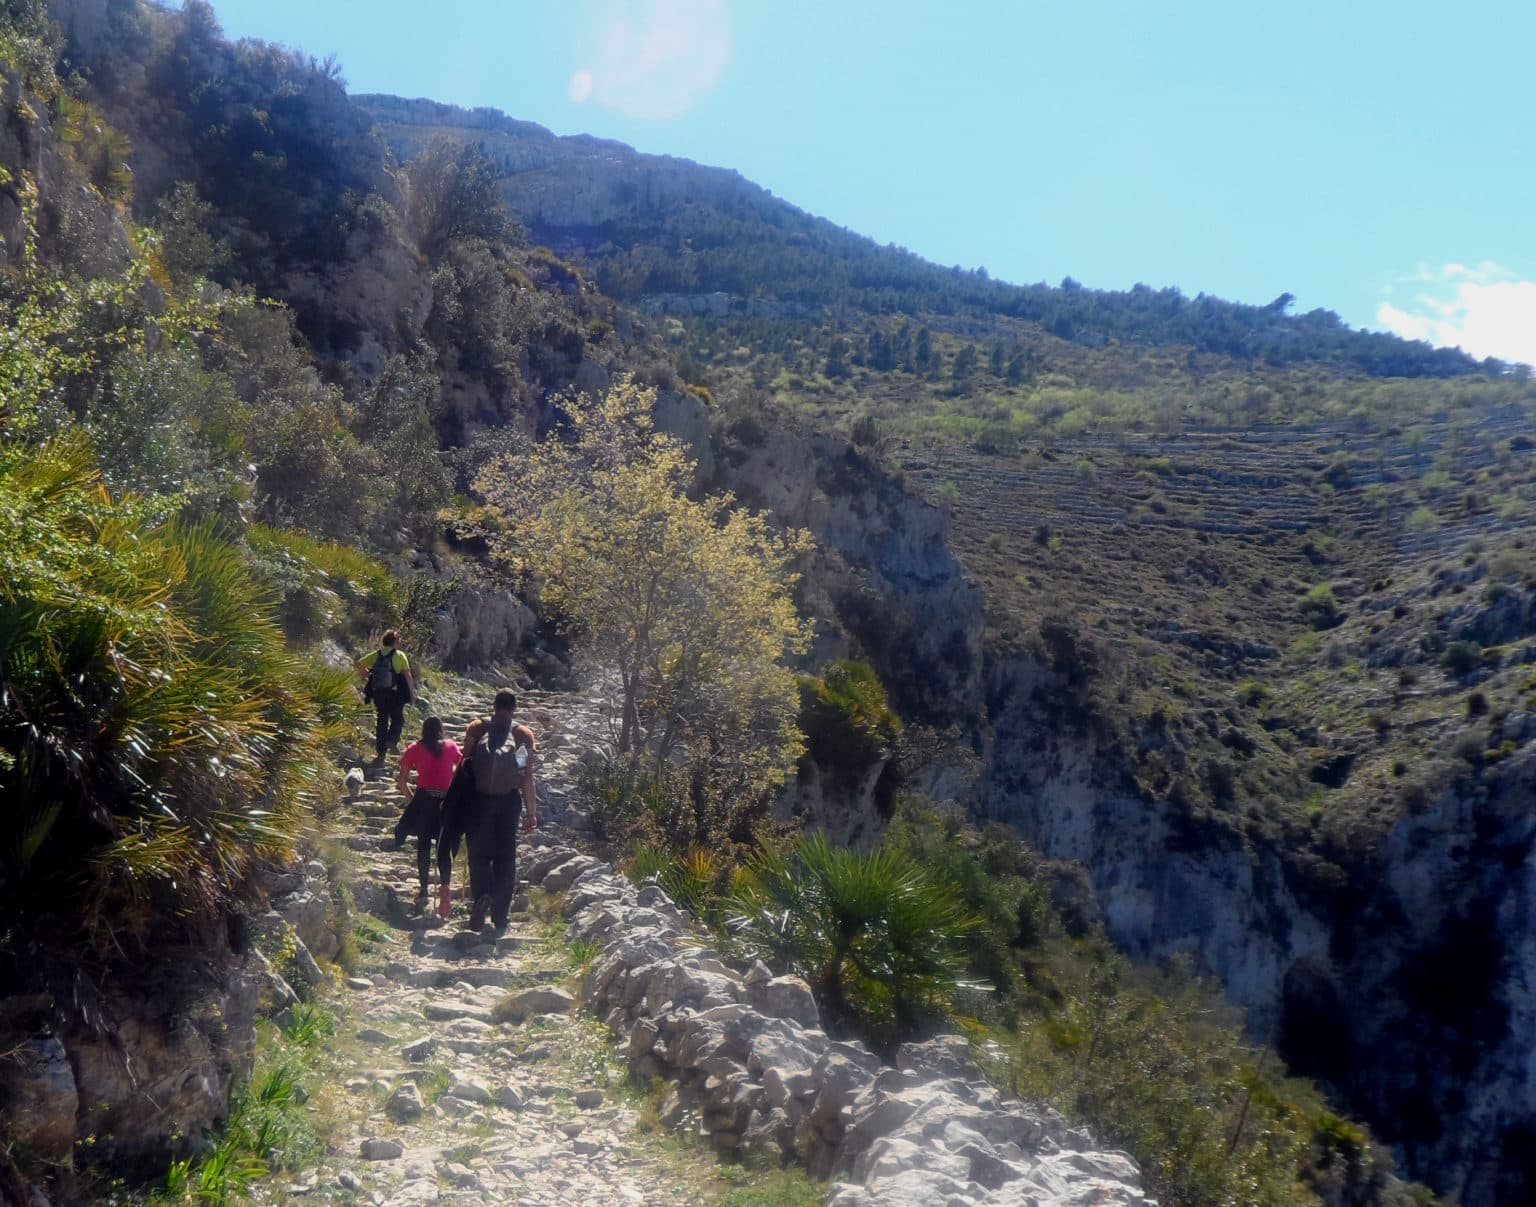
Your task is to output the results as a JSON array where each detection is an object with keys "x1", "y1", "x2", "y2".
[{"x1": 367, "y1": 649, "x2": 399, "y2": 696}]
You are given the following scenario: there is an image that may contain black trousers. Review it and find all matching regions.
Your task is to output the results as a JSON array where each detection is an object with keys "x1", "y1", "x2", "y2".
[
  {"x1": 415, "y1": 832, "x2": 456, "y2": 893},
  {"x1": 465, "y1": 791, "x2": 521, "y2": 927},
  {"x1": 373, "y1": 689, "x2": 406, "y2": 758},
  {"x1": 396, "y1": 787, "x2": 452, "y2": 892}
]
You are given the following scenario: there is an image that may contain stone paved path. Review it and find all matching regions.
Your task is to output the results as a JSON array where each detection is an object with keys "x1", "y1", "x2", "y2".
[{"x1": 280, "y1": 680, "x2": 770, "y2": 1206}]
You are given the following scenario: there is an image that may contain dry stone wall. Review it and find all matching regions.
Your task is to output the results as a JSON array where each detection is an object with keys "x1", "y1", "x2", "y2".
[{"x1": 528, "y1": 847, "x2": 1153, "y2": 1206}]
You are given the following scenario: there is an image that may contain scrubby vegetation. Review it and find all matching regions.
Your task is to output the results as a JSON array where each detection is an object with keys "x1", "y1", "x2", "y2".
[
  {"x1": 797, "y1": 658, "x2": 902, "y2": 786},
  {"x1": 475, "y1": 376, "x2": 812, "y2": 829},
  {"x1": 728, "y1": 831, "x2": 978, "y2": 1047},
  {"x1": 601, "y1": 776, "x2": 1432, "y2": 1206},
  {"x1": 1, "y1": 1, "x2": 1508, "y2": 1202},
  {"x1": 154, "y1": 1003, "x2": 341, "y2": 1206},
  {"x1": 0, "y1": 434, "x2": 353, "y2": 948}
]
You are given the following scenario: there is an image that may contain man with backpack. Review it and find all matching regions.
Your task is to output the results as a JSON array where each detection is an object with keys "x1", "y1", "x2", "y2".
[
  {"x1": 357, "y1": 629, "x2": 416, "y2": 764},
  {"x1": 452, "y1": 689, "x2": 538, "y2": 933}
]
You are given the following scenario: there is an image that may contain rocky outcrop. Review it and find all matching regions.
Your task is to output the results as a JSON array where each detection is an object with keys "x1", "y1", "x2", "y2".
[
  {"x1": 0, "y1": 853, "x2": 349, "y2": 1201},
  {"x1": 0, "y1": 1033, "x2": 76, "y2": 1170},
  {"x1": 0, "y1": 941, "x2": 259, "y2": 1189},
  {"x1": 0, "y1": 64, "x2": 133, "y2": 279},
  {"x1": 358, "y1": 94, "x2": 771, "y2": 236},
  {"x1": 714, "y1": 427, "x2": 985, "y2": 728},
  {"x1": 981, "y1": 637, "x2": 1536, "y2": 1206},
  {"x1": 546, "y1": 851, "x2": 1151, "y2": 1205},
  {"x1": 1314, "y1": 743, "x2": 1536, "y2": 1207},
  {"x1": 981, "y1": 650, "x2": 1331, "y2": 1035},
  {"x1": 428, "y1": 584, "x2": 535, "y2": 671},
  {"x1": 275, "y1": 220, "x2": 433, "y2": 381}
]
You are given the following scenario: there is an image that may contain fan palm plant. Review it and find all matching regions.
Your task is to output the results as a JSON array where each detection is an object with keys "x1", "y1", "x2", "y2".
[
  {"x1": 728, "y1": 831, "x2": 980, "y2": 1047},
  {"x1": 627, "y1": 842, "x2": 734, "y2": 923},
  {"x1": 0, "y1": 429, "x2": 350, "y2": 949}
]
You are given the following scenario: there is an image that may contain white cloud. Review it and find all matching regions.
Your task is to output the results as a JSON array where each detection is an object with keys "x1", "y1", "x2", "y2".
[
  {"x1": 572, "y1": 0, "x2": 732, "y2": 121},
  {"x1": 1377, "y1": 262, "x2": 1536, "y2": 367}
]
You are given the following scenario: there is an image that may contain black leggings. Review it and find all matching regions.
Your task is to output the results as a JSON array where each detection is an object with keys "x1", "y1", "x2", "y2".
[{"x1": 414, "y1": 830, "x2": 457, "y2": 893}]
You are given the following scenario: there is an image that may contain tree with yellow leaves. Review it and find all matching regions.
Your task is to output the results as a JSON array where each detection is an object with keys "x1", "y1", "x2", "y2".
[{"x1": 474, "y1": 377, "x2": 812, "y2": 817}]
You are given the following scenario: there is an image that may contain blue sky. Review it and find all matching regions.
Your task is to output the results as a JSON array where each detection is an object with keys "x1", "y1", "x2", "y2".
[{"x1": 202, "y1": 0, "x2": 1536, "y2": 364}]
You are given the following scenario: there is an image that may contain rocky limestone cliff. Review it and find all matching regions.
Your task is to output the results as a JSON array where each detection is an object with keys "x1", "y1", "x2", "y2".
[
  {"x1": 979, "y1": 652, "x2": 1333, "y2": 1035},
  {"x1": 358, "y1": 93, "x2": 775, "y2": 239},
  {"x1": 709, "y1": 424, "x2": 985, "y2": 727},
  {"x1": 0, "y1": 856, "x2": 350, "y2": 1202},
  {"x1": 1326, "y1": 741, "x2": 1536, "y2": 1205},
  {"x1": 0, "y1": 936, "x2": 258, "y2": 1192},
  {"x1": 707, "y1": 409, "x2": 1536, "y2": 1202},
  {"x1": 981, "y1": 638, "x2": 1536, "y2": 1206}
]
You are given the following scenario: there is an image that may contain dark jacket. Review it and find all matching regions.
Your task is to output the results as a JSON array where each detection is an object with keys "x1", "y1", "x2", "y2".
[{"x1": 438, "y1": 758, "x2": 477, "y2": 854}]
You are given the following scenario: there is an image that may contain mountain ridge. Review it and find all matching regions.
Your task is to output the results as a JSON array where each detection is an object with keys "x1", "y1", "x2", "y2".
[{"x1": 358, "y1": 91, "x2": 1509, "y2": 379}]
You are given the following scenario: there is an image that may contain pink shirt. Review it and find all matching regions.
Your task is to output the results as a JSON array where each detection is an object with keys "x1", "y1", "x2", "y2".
[{"x1": 399, "y1": 740, "x2": 462, "y2": 791}]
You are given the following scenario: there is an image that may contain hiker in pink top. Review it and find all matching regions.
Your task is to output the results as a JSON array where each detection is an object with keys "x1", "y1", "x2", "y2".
[{"x1": 394, "y1": 716, "x2": 463, "y2": 914}]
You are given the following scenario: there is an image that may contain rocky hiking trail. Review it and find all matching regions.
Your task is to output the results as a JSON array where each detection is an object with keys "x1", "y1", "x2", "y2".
[
  {"x1": 277, "y1": 679, "x2": 1152, "y2": 1206},
  {"x1": 287, "y1": 682, "x2": 741, "y2": 1206}
]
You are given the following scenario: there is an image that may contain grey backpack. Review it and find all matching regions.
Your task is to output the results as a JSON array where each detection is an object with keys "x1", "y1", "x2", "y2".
[
  {"x1": 367, "y1": 649, "x2": 398, "y2": 695},
  {"x1": 473, "y1": 725, "x2": 528, "y2": 797}
]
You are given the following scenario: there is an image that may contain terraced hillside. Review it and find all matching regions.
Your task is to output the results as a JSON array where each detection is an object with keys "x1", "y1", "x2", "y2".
[
  {"x1": 926, "y1": 408, "x2": 1535, "y2": 638},
  {"x1": 901, "y1": 402, "x2": 1533, "y2": 787}
]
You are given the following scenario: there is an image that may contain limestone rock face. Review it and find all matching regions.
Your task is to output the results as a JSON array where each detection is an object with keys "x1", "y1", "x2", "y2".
[
  {"x1": 986, "y1": 636, "x2": 1536, "y2": 1204},
  {"x1": 0, "y1": 1036, "x2": 79, "y2": 1166},
  {"x1": 276, "y1": 224, "x2": 433, "y2": 380},
  {"x1": 429, "y1": 585, "x2": 535, "y2": 670},
  {"x1": 361, "y1": 93, "x2": 763, "y2": 236},
  {"x1": 0, "y1": 61, "x2": 132, "y2": 277},
  {"x1": 0, "y1": 849, "x2": 347, "y2": 1201},
  {"x1": 0, "y1": 946, "x2": 261, "y2": 1187},
  {"x1": 267, "y1": 860, "x2": 339, "y2": 962}
]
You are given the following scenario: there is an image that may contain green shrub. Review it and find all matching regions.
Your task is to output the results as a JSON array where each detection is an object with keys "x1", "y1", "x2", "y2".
[
  {"x1": 1235, "y1": 680, "x2": 1272, "y2": 707},
  {"x1": 580, "y1": 757, "x2": 789, "y2": 866},
  {"x1": 797, "y1": 659, "x2": 902, "y2": 784},
  {"x1": 885, "y1": 805, "x2": 1049, "y2": 996},
  {"x1": 728, "y1": 831, "x2": 978, "y2": 1048},
  {"x1": 246, "y1": 523, "x2": 399, "y2": 643},
  {"x1": 0, "y1": 432, "x2": 352, "y2": 952},
  {"x1": 1441, "y1": 640, "x2": 1482, "y2": 678},
  {"x1": 1298, "y1": 583, "x2": 1342, "y2": 630},
  {"x1": 162, "y1": 1005, "x2": 337, "y2": 1204},
  {"x1": 997, "y1": 957, "x2": 1324, "y2": 1207},
  {"x1": 627, "y1": 842, "x2": 734, "y2": 923},
  {"x1": 1484, "y1": 581, "x2": 1515, "y2": 605}
]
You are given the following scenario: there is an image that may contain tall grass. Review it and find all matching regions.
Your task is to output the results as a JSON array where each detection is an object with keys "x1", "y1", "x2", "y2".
[{"x1": 246, "y1": 522, "x2": 399, "y2": 643}]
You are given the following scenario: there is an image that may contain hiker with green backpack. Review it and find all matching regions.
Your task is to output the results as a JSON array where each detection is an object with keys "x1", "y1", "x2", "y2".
[{"x1": 357, "y1": 629, "x2": 416, "y2": 764}]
